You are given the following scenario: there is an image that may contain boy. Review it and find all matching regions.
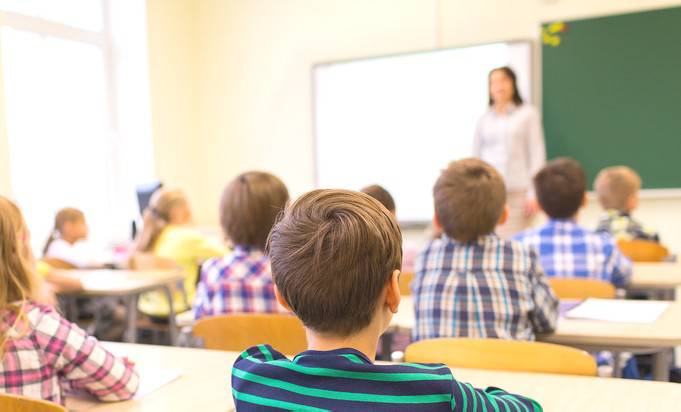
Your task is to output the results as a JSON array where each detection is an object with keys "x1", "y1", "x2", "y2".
[
  {"x1": 361, "y1": 184, "x2": 396, "y2": 216},
  {"x1": 515, "y1": 158, "x2": 632, "y2": 287},
  {"x1": 193, "y1": 171, "x2": 290, "y2": 319},
  {"x1": 413, "y1": 158, "x2": 557, "y2": 342},
  {"x1": 594, "y1": 166, "x2": 660, "y2": 242},
  {"x1": 231, "y1": 189, "x2": 543, "y2": 411}
]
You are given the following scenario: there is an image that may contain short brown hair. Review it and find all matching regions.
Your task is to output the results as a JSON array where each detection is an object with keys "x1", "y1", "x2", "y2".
[
  {"x1": 360, "y1": 184, "x2": 395, "y2": 213},
  {"x1": 534, "y1": 157, "x2": 586, "y2": 219},
  {"x1": 220, "y1": 171, "x2": 289, "y2": 250},
  {"x1": 267, "y1": 189, "x2": 402, "y2": 337},
  {"x1": 594, "y1": 166, "x2": 641, "y2": 211},
  {"x1": 433, "y1": 158, "x2": 506, "y2": 242}
]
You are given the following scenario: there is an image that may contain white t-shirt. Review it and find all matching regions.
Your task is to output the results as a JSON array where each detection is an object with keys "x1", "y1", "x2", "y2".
[{"x1": 45, "y1": 238, "x2": 108, "y2": 268}]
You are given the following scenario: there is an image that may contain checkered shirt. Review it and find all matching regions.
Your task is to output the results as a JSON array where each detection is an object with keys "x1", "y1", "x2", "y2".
[
  {"x1": 412, "y1": 234, "x2": 558, "y2": 342},
  {"x1": 0, "y1": 302, "x2": 138, "y2": 405},
  {"x1": 514, "y1": 219, "x2": 632, "y2": 287},
  {"x1": 193, "y1": 246, "x2": 288, "y2": 319}
]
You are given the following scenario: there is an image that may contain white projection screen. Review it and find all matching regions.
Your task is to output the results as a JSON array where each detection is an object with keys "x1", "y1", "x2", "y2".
[{"x1": 313, "y1": 41, "x2": 532, "y2": 223}]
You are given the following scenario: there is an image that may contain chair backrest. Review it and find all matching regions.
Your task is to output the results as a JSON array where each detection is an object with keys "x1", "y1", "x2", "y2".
[
  {"x1": 399, "y1": 272, "x2": 414, "y2": 296},
  {"x1": 548, "y1": 278, "x2": 616, "y2": 300},
  {"x1": 193, "y1": 314, "x2": 308, "y2": 354},
  {"x1": 405, "y1": 338, "x2": 597, "y2": 376},
  {"x1": 0, "y1": 394, "x2": 67, "y2": 412},
  {"x1": 617, "y1": 239, "x2": 669, "y2": 262},
  {"x1": 41, "y1": 258, "x2": 77, "y2": 270},
  {"x1": 128, "y1": 252, "x2": 179, "y2": 270}
]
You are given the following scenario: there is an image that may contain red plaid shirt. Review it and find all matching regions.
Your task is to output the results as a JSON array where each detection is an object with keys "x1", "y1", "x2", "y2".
[{"x1": 0, "y1": 302, "x2": 139, "y2": 405}]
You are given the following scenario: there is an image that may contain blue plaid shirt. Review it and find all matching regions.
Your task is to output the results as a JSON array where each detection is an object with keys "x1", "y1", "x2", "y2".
[
  {"x1": 412, "y1": 234, "x2": 558, "y2": 342},
  {"x1": 193, "y1": 246, "x2": 288, "y2": 319},
  {"x1": 514, "y1": 219, "x2": 632, "y2": 287}
]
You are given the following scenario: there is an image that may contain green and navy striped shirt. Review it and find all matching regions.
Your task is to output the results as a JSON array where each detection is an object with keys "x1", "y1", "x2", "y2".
[{"x1": 231, "y1": 345, "x2": 542, "y2": 411}]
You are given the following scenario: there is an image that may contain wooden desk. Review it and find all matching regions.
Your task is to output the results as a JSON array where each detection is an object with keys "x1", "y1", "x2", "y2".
[
  {"x1": 391, "y1": 296, "x2": 681, "y2": 381},
  {"x1": 66, "y1": 343, "x2": 681, "y2": 412},
  {"x1": 630, "y1": 262, "x2": 681, "y2": 294},
  {"x1": 57, "y1": 269, "x2": 185, "y2": 344}
]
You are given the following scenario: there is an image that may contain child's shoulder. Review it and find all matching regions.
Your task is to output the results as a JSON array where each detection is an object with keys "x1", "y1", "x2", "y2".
[{"x1": 2, "y1": 301, "x2": 64, "y2": 338}]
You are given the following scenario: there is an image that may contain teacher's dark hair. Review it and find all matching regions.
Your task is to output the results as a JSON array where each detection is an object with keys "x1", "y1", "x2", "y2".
[{"x1": 488, "y1": 66, "x2": 523, "y2": 106}]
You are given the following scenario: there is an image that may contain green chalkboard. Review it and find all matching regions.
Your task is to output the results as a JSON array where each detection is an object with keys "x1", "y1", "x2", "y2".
[{"x1": 542, "y1": 7, "x2": 681, "y2": 189}]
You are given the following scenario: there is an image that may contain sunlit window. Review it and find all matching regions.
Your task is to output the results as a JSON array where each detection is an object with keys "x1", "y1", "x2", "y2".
[{"x1": 0, "y1": 1, "x2": 154, "y2": 252}]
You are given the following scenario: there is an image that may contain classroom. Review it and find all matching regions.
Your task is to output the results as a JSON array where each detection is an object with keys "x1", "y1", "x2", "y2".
[{"x1": 1, "y1": 1, "x2": 681, "y2": 411}]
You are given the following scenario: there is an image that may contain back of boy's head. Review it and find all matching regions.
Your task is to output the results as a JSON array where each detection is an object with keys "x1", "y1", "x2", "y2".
[
  {"x1": 221, "y1": 171, "x2": 289, "y2": 250},
  {"x1": 433, "y1": 158, "x2": 506, "y2": 242},
  {"x1": 534, "y1": 157, "x2": 586, "y2": 219},
  {"x1": 267, "y1": 189, "x2": 402, "y2": 337},
  {"x1": 594, "y1": 166, "x2": 641, "y2": 211},
  {"x1": 360, "y1": 185, "x2": 396, "y2": 214}
]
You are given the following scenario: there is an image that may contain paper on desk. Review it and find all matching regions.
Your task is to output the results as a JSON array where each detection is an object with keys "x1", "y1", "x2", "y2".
[
  {"x1": 565, "y1": 298, "x2": 670, "y2": 324},
  {"x1": 134, "y1": 366, "x2": 183, "y2": 399}
]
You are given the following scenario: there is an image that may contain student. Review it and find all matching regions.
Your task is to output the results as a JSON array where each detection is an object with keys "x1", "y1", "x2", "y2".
[
  {"x1": 515, "y1": 158, "x2": 632, "y2": 287},
  {"x1": 232, "y1": 189, "x2": 543, "y2": 411},
  {"x1": 193, "y1": 172, "x2": 289, "y2": 319},
  {"x1": 0, "y1": 196, "x2": 138, "y2": 405},
  {"x1": 594, "y1": 166, "x2": 660, "y2": 242},
  {"x1": 135, "y1": 188, "x2": 226, "y2": 317},
  {"x1": 412, "y1": 159, "x2": 557, "y2": 342},
  {"x1": 43, "y1": 208, "x2": 106, "y2": 268}
]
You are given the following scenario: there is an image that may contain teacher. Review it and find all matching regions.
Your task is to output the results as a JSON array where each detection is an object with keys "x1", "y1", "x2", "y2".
[{"x1": 473, "y1": 66, "x2": 546, "y2": 238}]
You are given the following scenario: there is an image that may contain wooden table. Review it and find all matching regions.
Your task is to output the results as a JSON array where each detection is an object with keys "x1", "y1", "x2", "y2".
[
  {"x1": 57, "y1": 269, "x2": 185, "y2": 344},
  {"x1": 66, "y1": 343, "x2": 681, "y2": 412},
  {"x1": 391, "y1": 296, "x2": 681, "y2": 381},
  {"x1": 630, "y1": 262, "x2": 681, "y2": 297}
]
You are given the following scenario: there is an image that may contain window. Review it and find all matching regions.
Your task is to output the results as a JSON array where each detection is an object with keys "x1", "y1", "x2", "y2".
[{"x1": 0, "y1": 0, "x2": 154, "y2": 253}]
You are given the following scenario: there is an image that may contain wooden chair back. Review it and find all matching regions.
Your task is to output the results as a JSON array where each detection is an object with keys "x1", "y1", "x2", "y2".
[
  {"x1": 405, "y1": 338, "x2": 597, "y2": 376},
  {"x1": 548, "y1": 278, "x2": 617, "y2": 300},
  {"x1": 0, "y1": 394, "x2": 67, "y2": 412},
  {"x1": 41, "y1": 258, "x2": 77, "y2": 270},
  {"x1": 617, "y1": 239, "x2": 669, "y2": 262},
  {"x1": 193, "y1": 314, "x2": 308, "y2": 354},
  {"x1": 399, "y1": 272, "x2": 414, "y2": 296}
]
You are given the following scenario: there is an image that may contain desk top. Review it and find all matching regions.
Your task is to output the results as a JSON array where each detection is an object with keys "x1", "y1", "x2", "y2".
[
  {"x1": 66, "y1": 343, "x2": 681, "y2": 412},
  {"x1": 56, "y1": 269, "x2": 185, "y2": 296},
  {"x1": 630, "y1": 262, "x2": 681, "y2": 290},
  {"x1": 393, "y1": 296, "x2": 681, "y2": 349}
]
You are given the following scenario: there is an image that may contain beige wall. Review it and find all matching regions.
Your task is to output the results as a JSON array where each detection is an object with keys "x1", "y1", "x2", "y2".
[{"x1": 147, "y1": 0, "x2": 681, "y2": 253}]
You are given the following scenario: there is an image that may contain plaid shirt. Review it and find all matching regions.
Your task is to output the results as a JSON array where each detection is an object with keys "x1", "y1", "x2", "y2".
[
  {"x1": 193, "y1": 246, "x2": 288, "y2": 319},
  {"x1": 514, "y1": 219, "x2": 632, "y2": 287},
  {"x1": 412, "y1": 234, "x2": 558, "y2": 342},
  {"x1": 596, "y1": 209, "x2": 660, "y2": 242},
  {"x1": 0, "y1": 302, "x2": 138, "y2": 405}
]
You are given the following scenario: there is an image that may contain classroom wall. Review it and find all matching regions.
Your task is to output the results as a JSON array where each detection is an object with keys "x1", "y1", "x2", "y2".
[
  {"x1": 0, "y1": 27, "x2": 12, "y2": 196},
  {"x1": 147, "y1": 0, "x2": 681, "y2": 253}
]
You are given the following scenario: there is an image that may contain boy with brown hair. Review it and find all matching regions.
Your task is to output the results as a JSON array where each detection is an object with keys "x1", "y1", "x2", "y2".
[
  {"x1": 412, "y1": 158, "x2": 557, "y2": 342},
  {"x1": 594, "y1": 166, "x2": 660, "y2": 242},
  {"x1": 231, "y1": 189, "x2": 543, "y2": 411},
  {"x1": 515, "y1": 158, "x2": 632, "y2": 287},
  {"x1": 193, "y1": 171, "x2": 289, "y2": 319}
]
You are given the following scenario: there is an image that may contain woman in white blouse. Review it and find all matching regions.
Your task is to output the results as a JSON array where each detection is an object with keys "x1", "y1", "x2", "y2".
[{"x1": 473, "y1": 66, "x2": 546, "y2": 238}]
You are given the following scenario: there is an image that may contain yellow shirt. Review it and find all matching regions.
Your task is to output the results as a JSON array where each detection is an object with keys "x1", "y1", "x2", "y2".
[{"x1": 138, "y1": 225, "x2": 227, "y2": 317}]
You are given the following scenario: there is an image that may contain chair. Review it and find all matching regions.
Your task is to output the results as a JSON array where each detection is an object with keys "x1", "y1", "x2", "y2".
[
  {"x1": 405, "y1": 338, "x2": 597, "y2": 376},
  {"x1": 399, "y1": 272, "x2": 414, "y2": 296},
  {"x1": 617, "y1": 239, "x2": 669, "y2": 262},
  {"x1": 193, "y1": 314, "x2": 308, "y2": 354},
  {"x1": 548, "y1": 278, "x2": 616, "y2": 300},
  {"x1": 41, "y1": 257, "x2": 77, "y2": 270},
  {"x1": 0, "y1": 394, "x2": 66, "y2": 412}
]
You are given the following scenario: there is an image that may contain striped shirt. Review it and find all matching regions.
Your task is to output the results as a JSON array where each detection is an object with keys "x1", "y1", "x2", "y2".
[
  {"x1": 232, "y1": 344, "x2": 543, "y2": 411},
  {"x1": 193, "y1": 246, "x2": 288, "y2": 319},
  {"x1": 0, "y1": 302, "x2": 138, "y2": 405},
  {"x1": 514, "y1": 219, "x2": 632, "y2": 287},
  {"x1": 412, "y1": 234, "x2": 558, "y2": 342},
  {"x1": 596, "y1": 209, "x2": 660, "y2": 242}
]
